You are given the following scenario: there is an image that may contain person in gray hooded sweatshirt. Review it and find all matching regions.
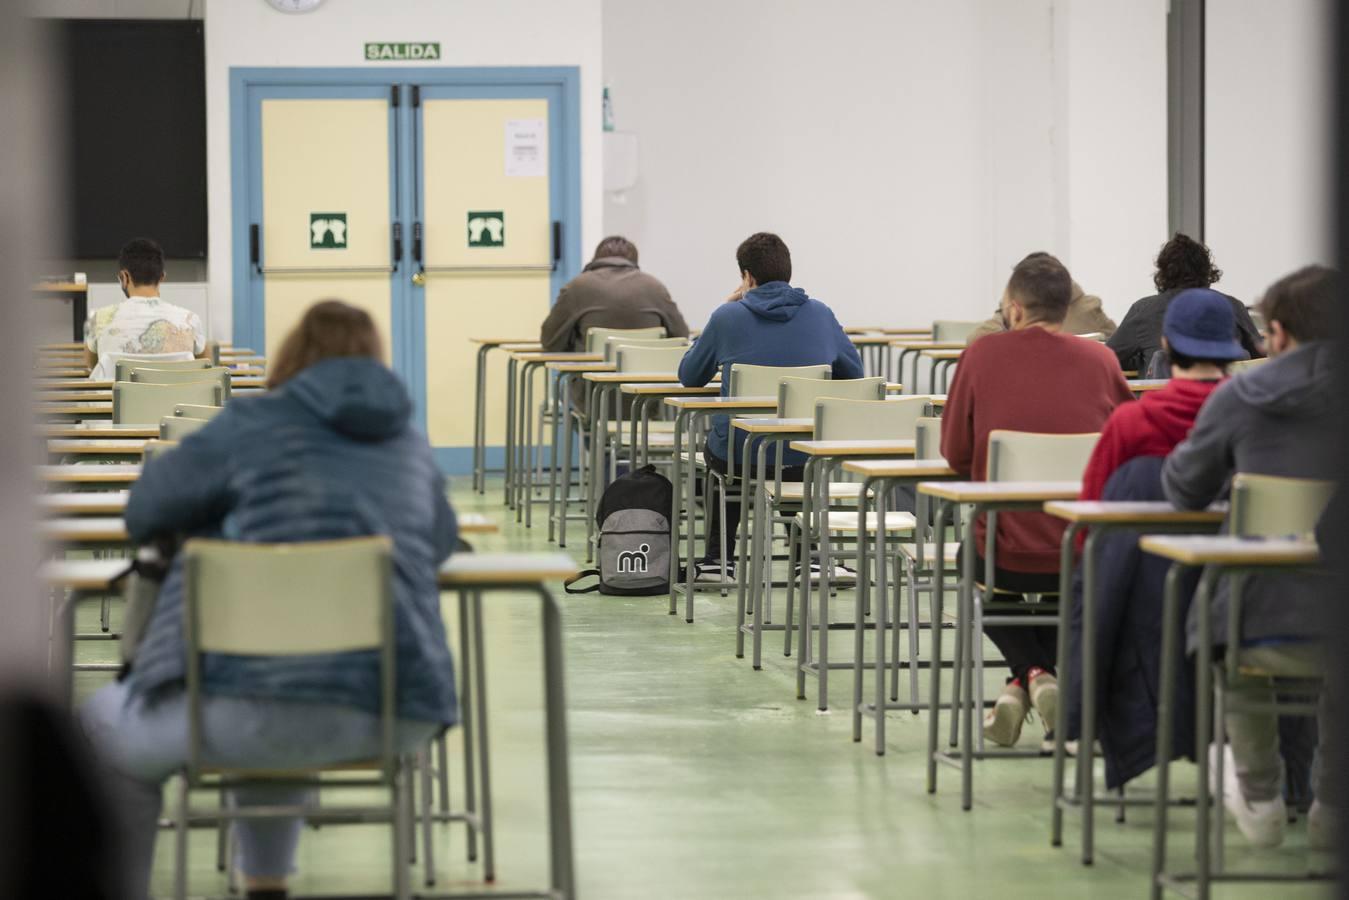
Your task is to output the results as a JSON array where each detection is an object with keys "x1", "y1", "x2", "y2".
[{"x1": 1162, "y1": 264, "x2": 1341, "y2": 850}]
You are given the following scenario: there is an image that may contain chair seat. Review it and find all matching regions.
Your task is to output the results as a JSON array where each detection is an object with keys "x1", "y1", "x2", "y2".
[
  {"x1": 814, "y1": 511, "x2": 917, "y2": 534},
  {"x1": 897, "y1": 542, "x2": 960, "y2": 566},
  {"x1": 767, "y1": 482, "x2": 871, "y2": 503}
]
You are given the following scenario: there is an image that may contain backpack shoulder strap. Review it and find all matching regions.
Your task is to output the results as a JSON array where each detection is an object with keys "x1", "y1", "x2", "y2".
[{"x1": 563, "y1": 570, "x2": 603, "y2": 594}]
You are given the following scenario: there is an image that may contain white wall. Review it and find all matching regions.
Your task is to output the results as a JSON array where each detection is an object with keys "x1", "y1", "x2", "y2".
[
  {"x1": 1206, "y1": 0, "x2": 1334, "y2": 305},
  {"x1": 602, "y1": 0, "x2": 1169, "y2": 330},
  {"x1": 205, "y1": 0, "x2": 603, "y2": 340}
]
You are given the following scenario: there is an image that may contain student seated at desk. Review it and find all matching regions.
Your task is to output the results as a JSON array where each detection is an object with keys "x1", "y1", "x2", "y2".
[
  {"x1": 677, "y1": 232, "x2": 862, "y2": 582},
  {"x1": 1163, "y1": 265, "x2": 1341, "y2": 849},
  {"x1": 941, "y1": 254, "x2": 1132, "y2": 749},
  {"x1": 82, "y1": 300, "x2": 459, "y2": 900},
  {"x1": 1065, "y1": 289, "x2": 1247, "y2": 790},
  {"x1": 1106, "y1": 233, "x2": 1263, "y2": 376},
  {"x1": 967, "y1": 251, "x2": 1116, "y2": 343},
  {"x1": 83, "y1": 237, "x2": 207, "y2": 381}
]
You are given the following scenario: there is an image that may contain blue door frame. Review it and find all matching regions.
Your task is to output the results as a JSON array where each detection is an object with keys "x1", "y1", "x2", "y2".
[{"x1": 230, "y1": 66, "x2": 582, "y2": 456}]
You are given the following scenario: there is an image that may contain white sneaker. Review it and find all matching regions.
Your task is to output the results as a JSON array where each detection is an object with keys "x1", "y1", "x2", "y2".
[
  {"x1": 1213, "y1": 744, "x2": 1286, "y2": 848},
  {"x1": 1028, "y1": 671, "x2": 1058, "y2": 752},
  {"x1": 694, "y1": 561, "x2": 735, "y2": 584},
  {"x1": 1308, "y1": 800, "x2": 1335, "y2": 851},
  {"x1": 983, "y1": 682, "x2": 1030, "y2": 748}
]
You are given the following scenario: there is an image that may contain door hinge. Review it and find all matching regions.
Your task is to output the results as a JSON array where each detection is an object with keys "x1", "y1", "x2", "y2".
[
  {"x1": 391, "y1": 84, "x2": 400, "y2": 107},
  {"x1": 411, "y1": 85, "x2": 421, "y2": 108}
]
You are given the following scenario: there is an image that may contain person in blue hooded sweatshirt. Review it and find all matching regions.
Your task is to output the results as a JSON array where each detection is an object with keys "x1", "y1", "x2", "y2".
[
  {"x1": 82, "y1": 300, "x2": 459, "y2": 900},
  {"x1": 677, "y1": 232, "x2": 863, "y2": 581}
]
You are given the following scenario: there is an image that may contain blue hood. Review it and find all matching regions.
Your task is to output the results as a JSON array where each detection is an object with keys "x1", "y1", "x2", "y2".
[
  {"x1": 285, "y1": 357, "x2": 413, "y2": 441},
  {"x1": 741, "y1": 281, "x2": 810, "y2": 322}
]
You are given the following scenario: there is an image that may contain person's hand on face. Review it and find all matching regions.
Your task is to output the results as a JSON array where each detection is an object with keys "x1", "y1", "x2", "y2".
[{"x1": 727, "y1": 271, "x2": 755, "y2": 303}]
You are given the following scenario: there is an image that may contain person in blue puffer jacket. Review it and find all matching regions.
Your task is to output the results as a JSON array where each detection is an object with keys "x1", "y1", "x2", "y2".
[
  {"x1": 82, "y1": 300, "x2": 458, "y2": 900},
  {"x1": 677, "y1": 232, "x2": 863, "y2": 581}
]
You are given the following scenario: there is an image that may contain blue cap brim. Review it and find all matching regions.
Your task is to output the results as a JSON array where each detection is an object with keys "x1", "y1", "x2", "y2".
[{"x1": 1165, "y1": 332, "x2": 1249, "y2": 361}]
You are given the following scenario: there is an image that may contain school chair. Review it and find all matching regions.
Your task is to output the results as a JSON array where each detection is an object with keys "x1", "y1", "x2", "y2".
[
  {"x1": 113, "y1": 355, "x2": 213, "y2": 382},
  {"x1": 962, "y1": 430, "x2": 1098, "y2": 750},
  {"x1": 131, "y1": 365, "x2": 232, "y2": 401},
  {"x1": 142, "y1": 439, "x2": 179, "y2": 462},
  {"x1": 602, "y1": 335, "x2": 688, "y2": 363},
  {"x1": 583, "y1": 325, "x2": 667, "y2": 355},
  {"x1": 931, "y1": 320, "x2": 984, "y2": 344},
  {"x1": 175, "y1": 403, "x2": 224, "y2": 421},
  {"x1": 174, "y1": 536, "x2": 413, "y2": 899},
  {"x1": 113, "y1": 381, "x2": 222, "y2": 425},
  {"x1": 1228, "y1": 357, "x2": 1267, "y2": 374},
  {"x1": 160, "y1": 416, "x2": 207, "y2": 441}
]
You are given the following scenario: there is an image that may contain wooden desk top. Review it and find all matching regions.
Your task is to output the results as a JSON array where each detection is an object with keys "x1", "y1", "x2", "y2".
[
  {"x1": 882, "y1": 327, "x2": 933, "y2": 335},
  {"x1": 732, "y1": 417, "x2": 813, "y2": 434},
  {"x1": 39, "y1": 342, "x2": 85, "y2": 351},
  {"x1": 921, "y1": 349, "x2": 965, "y2": 360},
  {"x1": 1138, "y1": 535, "x2": 1320, "y2": 566},
  {"x1": 582, "y1": 371, "x2": 680, "y2": 383},
  {"x1": 1043, "y1": 501, "x2": 1228, "y2": 524},
  {"x1": 919, "y1": 480, "x2": 1082, "y2": 503},
  {"x1": 889, "y1": 340, "x2": 967, "y2": 350},
  {"x1": 39, "y1": 368, "x2": 92, "y2": 378},
  {"x1": 438, "y1": 552, "x2": 578, "y2": 586},
  {"x1": 665, "y1": 395, "x2": 776, "y2": 410},
  {"x1": 458, "y1": 513, "x2": 498, "y2": 534},
  {"x1": 38, "y1": 391, "x2": 113, "y2": 402},
  {"x1": 218, "y1": 347, "x2": 258, "y2": 356},
  {"x1": 499, "y1": 342, "x2": 545, "y2": 352},
  {"x1": 547, "y1": 361, "x2": 616, "y2": 373},
  {"x1": 40, "y1": 424, "x2": 158, "y2": 439},
  {"x1": 471, "y1": 337, "x2": 541, "y2": 346},
  {"x1": 1127, "y1": 379, "x2": 1169, "y2": 393},
  {"x1": 37, "y1": 403, "x2": 112, "y2": 417},
  {"x1": 511, "y1": 351, "x2": 603, "y2": 363},
  {"x1": 790, "y1": 439, "x2": 918, "y2": 457},
  {"x1": 40, "y1": 517, "x2": 129, "y2": 544},
  {"x1": 841, "y1": 459, "x2": 957, "y2": 479},
  {"x1": 39, "y1": 464, "x2": 141, "y2": 483},
  {"x1": 34, "y1": 282, "x2": 88, "y2": 294},
  {"x1": 39, "y1": 558, "x2": 127, "y2": 591},
  {"x1": 39, "y1": 492, "x2": 129, "y2": 516},
  {"x1": 48, "y1": 439, "x2": 149, "y2": 455},
  {"x1": 848, "y1": 334, "x2": 901, "y2": 345},
  {"x1": 620, "y1": 383, "x2": 720, "y2": 396}
]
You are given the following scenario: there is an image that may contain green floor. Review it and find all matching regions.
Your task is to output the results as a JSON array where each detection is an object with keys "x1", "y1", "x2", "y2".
[{"x1": 72, "y1": 477, "x2": 1331, "y2": 898}]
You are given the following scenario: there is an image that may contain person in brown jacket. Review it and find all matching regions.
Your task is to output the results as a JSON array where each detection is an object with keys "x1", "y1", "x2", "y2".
[{"x1": 966, "y1": 251, "x2": 1117, "y2": 343}]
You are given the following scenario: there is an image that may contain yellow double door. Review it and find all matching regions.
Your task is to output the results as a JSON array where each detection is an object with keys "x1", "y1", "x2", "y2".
[{"x1": 247, "y1": 78, "x2": 569, "y2": 462}]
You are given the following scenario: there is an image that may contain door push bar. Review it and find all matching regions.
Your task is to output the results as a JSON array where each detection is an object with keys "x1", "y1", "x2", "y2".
[
  {"x1": 411, "y1": 220, "x2": 562, "y2": 284},
  {"x1": 249, "y1": 222, "x2": 397, "y2": 275}
]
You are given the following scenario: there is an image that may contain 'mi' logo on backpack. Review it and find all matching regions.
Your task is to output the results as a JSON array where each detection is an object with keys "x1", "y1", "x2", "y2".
[{"x1": 617, "y1": 544, "x2": 650, "y2": 574}]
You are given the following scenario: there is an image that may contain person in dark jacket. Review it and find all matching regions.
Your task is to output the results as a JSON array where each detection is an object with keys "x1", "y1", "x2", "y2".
[
  {"x1": 82, "y1": 301, "x2": 459, "y2": 900},
  {"x1": 1163, "y1": 265, "x2": 1341, "y2": 849},
  {"x1": 1107, "y1": 233, "x2": 1264, "y2": 375},
  {"x1": 677, "y1": 232, "x2": 862, "y2": 580}
]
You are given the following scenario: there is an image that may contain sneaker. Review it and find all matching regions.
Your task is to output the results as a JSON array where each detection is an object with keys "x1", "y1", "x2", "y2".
[
  {"x1": 1213, "y1": 744, "x2": 1286, "y2": 848},
  {"x1": 793, "y1": 563, "x2": 857, "y2": 584},
  {"x1": 983, "y1": 681, "x2": 1030, "y2": 748},
  {"x1": 694, "y1": 560, "x2": 735, "y2": 584},
  {"x1": 1028, "y1": 669, "x2": 1058, "y2": 751},
  {"x1": 1307, "y1": 800, "x2": 1335, "y2": 851}
]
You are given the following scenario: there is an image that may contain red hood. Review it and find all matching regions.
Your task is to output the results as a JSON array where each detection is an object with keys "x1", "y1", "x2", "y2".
[{"x1": 1138, "y1": 378, "x2": 1224, "y2": 446}]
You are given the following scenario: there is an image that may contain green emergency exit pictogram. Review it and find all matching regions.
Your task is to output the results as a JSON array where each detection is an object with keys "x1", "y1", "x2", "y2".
[
  {"x1": 310, "y1": 213, "x2": 348, "y2": 249},
  {"x1": 467, "y1": 211, "x2": 505, "y2": 247}
]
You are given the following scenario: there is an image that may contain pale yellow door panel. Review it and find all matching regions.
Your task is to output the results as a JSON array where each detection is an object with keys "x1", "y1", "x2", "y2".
[
  {"x1": 261, "y1": 98, "x2": 393, "y2": 361},
  {"x1": 421, "y1": 98, "x2": 551, "y2": 447}
]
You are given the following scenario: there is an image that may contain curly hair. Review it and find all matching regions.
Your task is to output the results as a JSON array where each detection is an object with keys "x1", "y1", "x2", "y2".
[{"x1": 1153, "y1": 233, "x2": 1221, "y2": 292}]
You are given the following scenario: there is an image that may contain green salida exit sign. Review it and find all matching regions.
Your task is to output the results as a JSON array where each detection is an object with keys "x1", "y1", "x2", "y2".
[{"x1": 365, "y1": 42, "x2": 441, "y2": 61}]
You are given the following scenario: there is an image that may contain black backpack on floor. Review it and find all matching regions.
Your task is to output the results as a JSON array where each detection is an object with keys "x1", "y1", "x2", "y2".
[{"x1": 565, "y1": 465, "x2": 672, "y2": 596}]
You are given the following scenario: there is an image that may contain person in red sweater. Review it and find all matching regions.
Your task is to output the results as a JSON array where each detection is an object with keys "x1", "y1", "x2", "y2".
[
  {"x1": 941, "y1": 253, "x2": 1133, "y2": 749},
  {"x1": 1080, "y1": 288, "x2": 1248, "y2": 501}
]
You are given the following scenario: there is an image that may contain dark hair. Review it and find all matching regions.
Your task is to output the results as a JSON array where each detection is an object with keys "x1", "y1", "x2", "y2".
[
  {"x1": 593, "y1": 236, "x2": 638, "y2": 264},
  {"x1": 267, "y1": 300, "x2": 383, "y2": 389},
  {"x1": 1018, "y1": 250, "x2": 1059, "y2": 266},
  {"x1": 736, "y1": 232, "x2": 792, "y2": 285},
  {"x1": 1258, "y1": 265, "x2": 1342, "y2": 343},
  {"x1": 1154, "y1": 233, "x2": 1221, "y2": 292},
  {"x1": 1166, "y1": 346, "x2": 1230, "y2": 373},
  {"x1": 1006, "y1": 254, "x2": 1071, "y2": 323},
  {"x1": 117, "y1": 238, "x2": 165, "y2": 286}
]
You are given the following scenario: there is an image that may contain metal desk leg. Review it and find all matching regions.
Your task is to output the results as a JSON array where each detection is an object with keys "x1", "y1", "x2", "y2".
[
  {"x1": 535, "y1": 586, "x2": 577, "y2": 900},
  {"x1": 1150, "y1": 563, "x2": 1188, "y2": 900},
  {"x1": 468, "y1": 591, "x2": 497, "y2": 883},
  {"x1": 668, "y1": 409, "x2": 685, "y2": 615},
  {"x1": 1079, "y1": 528, "x2": 1103, "y2": 863},
  {"x1": 873, "y1": 485, "x2": 891, "y2": 743},
  {"x1": 473, "y1": 344, "x2": 491, "y2": 493},
  {"x1": 852, "y1": 475, "x2": 877, "y2": 740},
  {"x1": 1051, "y1": 521, "x2": 1084, "y2": 849},
  {"x1": 548, "y1": 373, "x2": 568, "y2": 544},
  {"x1": 927, "y1": 499, "x2": 950, "y2": 782},
  {"x1": 456, "y1": 592, "x2": 480, "y2": 864},
  {"x1": 503, "y1": 357, "x2": 517, "y2": 507},
  {"x1": 960, "y1": 507, "x2": 978, "y2": 811}
]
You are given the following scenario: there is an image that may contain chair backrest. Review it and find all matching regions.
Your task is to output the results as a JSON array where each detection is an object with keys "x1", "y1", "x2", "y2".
[
  {"x1": 915, "y1": 416, "x2": 943, "y2": 460},
  {"x1": 986, "y1": 430, "x2": 1099, "y2": 482},
  {"x1": 1248, "y1": 308, "x2": 1266, "y2": 333},
  {"x1": 142, "y1": 439, "x2": 179, "y2": 462},
  {"x1": 585, "y1": 326, "x2": 667, "y2": 355},
  {"x1": 1231, "y1": 473, "x2": 1334, "y2": 538},
  {"x1": 615, "y1": 344, "x2": 688, "y2": 374},
  {"x1": 602, "y1": 335, "x2": 687, "y2": 362},
  {"x1": 160, "y1": 415, "x2": 208, "y2": 441},
  {"x1": 114, "y1": 356, "x2": 212, "y2": 382},
  {"x1": 815, "y1": 396, "x2": 929, "y2": 441},
  {"x1": 182, "y1": 536, "x2": 397, "y2": 777},
  {"x1": 175, "y1": 403, "x2": 223, "y2": 421},
  {"x1": 113, "y1": 381, "x2": 222, "y2": 424},
  {"x1": 777, "y1": 376, "x2": 884, "y2": 419},
  {"x1": 131, "y1": 366, "x2": 232, "y2": 399},
  {"x1": 931, "y1": 320, "x2": 984, "y2": 344},
  {"x1": 728, "y1": 363, "x2": 830, "y2": 399},
  {"x1": 1228, "y1": 357, "x2": 1267, "y2": 374}
]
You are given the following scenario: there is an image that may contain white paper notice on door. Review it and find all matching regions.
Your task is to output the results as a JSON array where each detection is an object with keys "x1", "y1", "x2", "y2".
[{"x1": 505, "y1": 118, "x2": 547, "y2": 177}]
